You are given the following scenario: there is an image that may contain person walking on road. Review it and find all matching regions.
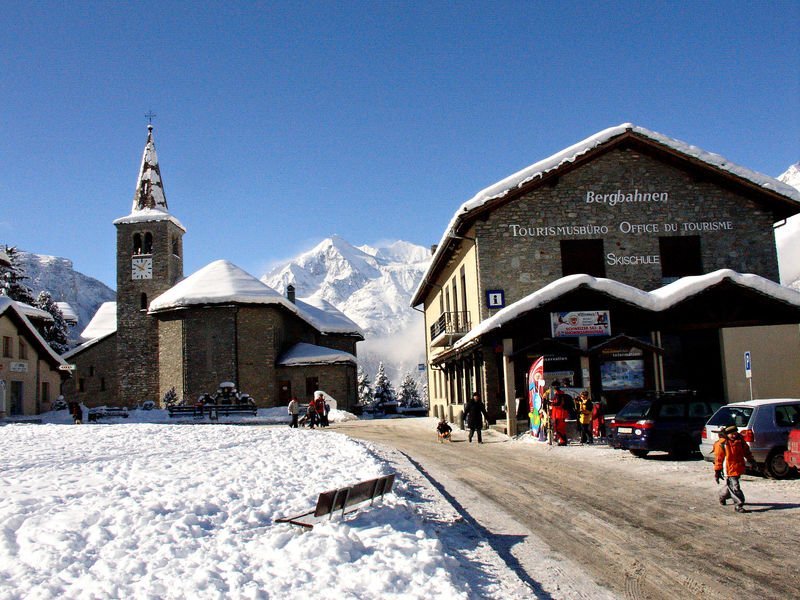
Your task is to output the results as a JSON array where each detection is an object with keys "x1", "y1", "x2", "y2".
[
  {"x1": 547, "y1": 382, "x2": 569, "y2": 446},
  {"x1": 464, "y1": 392, "x2": 489, "y2": 443},
  {"x1": 577, "y1": 391, "x2": 594, "y2": 444},
  {"x1": 287, "y1": 396, "x2": 299, "y2": 428},
  {"x1": 714, "y1": 424, "x2": 756, "y2": 513},
  {"x1": 591, "y1": 397, "x2": 606, "y2": 440}
]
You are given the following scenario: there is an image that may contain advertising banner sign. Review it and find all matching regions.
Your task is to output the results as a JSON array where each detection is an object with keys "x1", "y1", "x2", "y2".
[
  {"x1": 528, "y1": 356, "x2": 545, "y2": 437},
  {"x1": 551, "y1": 311, "x2": 611, "y2": 338}
]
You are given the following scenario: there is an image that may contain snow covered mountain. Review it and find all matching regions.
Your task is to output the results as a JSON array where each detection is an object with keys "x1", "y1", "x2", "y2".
[
  {"x1": 263, "y1": 236, "x2": 430, "y2": 338},
  {"x1": 776, "y1": 162, "x2": 800, "y2": 289},
  {"x1": 262, "y1": 236, "x2": 431, "y2": 382},
  {"x1": 16, "y1": 251, "x2": 116, "y2": 333}
]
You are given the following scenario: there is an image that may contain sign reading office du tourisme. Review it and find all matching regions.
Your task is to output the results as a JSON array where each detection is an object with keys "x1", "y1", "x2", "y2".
[{"x1": 551, "y1": 311, "x2": 611, "y2": 338}]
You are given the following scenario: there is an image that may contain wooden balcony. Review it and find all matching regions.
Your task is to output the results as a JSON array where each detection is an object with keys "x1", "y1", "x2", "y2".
[{"x1": 430, "y1": 311, "x2": 471, "y2": 347}]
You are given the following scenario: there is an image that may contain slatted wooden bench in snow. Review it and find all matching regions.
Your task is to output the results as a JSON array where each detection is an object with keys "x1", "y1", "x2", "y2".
[{"x1": 275, "y1": 473, "x2": 396, "y2": 529}]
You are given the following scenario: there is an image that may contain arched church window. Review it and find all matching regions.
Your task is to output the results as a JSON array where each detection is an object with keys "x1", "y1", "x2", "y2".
[
  {"x1": 172, "y1": 236, "x2": 180, "y2": 257},
  {"x1": 143, "y1": 232, "x2": 153, "y2": 254},
  {"x1": 140, "y1": 293, "x2": 148, "y2": 310},
  {"x1": 133, "y1": 233, "x2": 142, "y2": 255}
]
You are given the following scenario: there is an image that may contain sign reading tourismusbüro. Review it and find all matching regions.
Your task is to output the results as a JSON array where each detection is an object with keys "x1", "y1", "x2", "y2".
[
  {"x1": 509, "y1": 220, "x2": 734, "y2": 238},
  {"x1": 585, "y1": 189, "x2": 668, "y2": 205}
]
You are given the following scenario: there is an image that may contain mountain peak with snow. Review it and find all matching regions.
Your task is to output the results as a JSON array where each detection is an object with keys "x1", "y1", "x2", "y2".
[
  {"x1": 262, "y1": 237, "x2": 431, "y2": 339},
  {"x1": 778, "y1": 161, "x2": 800, "y2": 191}
]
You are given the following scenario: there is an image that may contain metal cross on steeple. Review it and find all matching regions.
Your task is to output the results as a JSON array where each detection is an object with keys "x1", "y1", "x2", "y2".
[{"x1": 145, "y1": 110, "x2": 157, "y2": 125}]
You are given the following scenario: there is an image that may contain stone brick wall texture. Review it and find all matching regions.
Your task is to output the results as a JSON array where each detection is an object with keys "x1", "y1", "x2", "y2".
[{"x1": 474, "y1": 148, "x2": 779, "y2": 321}]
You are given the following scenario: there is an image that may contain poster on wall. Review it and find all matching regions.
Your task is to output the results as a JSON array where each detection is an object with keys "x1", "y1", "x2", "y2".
[
  {"x1": 551, "y1": 310, "x2": 611, "y2": 338},
  {"x1": 527, "y1": 356, "x2": 545, "y2": 437},
  {"x1": 601, "y1": 360, "x2": 645, "y2": 390}
]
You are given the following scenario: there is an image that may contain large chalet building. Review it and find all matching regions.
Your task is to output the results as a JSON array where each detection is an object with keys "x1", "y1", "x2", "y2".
[{"x1": 412, "y1": 124, "x2": 800, "y2": 433}]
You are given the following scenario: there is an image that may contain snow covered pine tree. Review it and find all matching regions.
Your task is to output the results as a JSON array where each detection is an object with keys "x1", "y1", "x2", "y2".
[
  {"x1": 372, "y1": 362, "x2": 398, "y2": 413},
  {"x1": 0, "y1": 246, "x2": 36, "y2": 304},
  {"x1": 34, "y1": 290, "x2": 70, "y2": 354}
]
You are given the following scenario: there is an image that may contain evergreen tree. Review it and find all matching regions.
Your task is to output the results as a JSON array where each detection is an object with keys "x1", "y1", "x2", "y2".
[
  {"x1": 0, "y1": 246, "x2": 35, "y2": 304},
  {"x1": 357, "y1": 367, "x2": 372, "y2": 406},
  {"x1": 398, "y1": 372, "x2": 422, "y2": 407},
  {"x1": 372, "y1": 362, "x2": 397, "y2": 409},
  {"x1": 33, "y1": 291, "x2": 70, "y2": 354}
]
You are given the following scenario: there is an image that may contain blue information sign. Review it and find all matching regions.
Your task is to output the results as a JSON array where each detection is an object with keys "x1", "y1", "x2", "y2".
[{"x1": 486, "y1": 289, "x2": 505, "y2": 309}]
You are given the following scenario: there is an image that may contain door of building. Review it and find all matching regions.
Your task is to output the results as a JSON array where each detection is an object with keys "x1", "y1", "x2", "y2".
[{"x1": 10, "y1": 380, "x2": 23, "y2": 415}]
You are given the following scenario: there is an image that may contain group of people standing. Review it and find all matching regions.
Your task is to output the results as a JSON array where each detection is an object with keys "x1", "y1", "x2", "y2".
[
  {"x1": 537, "y1": 382, "x2": 606, "y2": 446},
  {"x1": 287, "y1": 393, "x2": 330, "y2": 428}
]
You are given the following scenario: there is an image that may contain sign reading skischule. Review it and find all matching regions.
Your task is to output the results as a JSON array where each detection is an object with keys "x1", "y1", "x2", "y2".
[{"x1": 551, "y1": 311, "x2": 611, "y2": 338}]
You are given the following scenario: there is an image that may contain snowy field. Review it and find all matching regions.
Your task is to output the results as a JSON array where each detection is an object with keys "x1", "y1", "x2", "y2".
[{"x1": 0, "y1": 417, "x2": 530, "y2": 600}]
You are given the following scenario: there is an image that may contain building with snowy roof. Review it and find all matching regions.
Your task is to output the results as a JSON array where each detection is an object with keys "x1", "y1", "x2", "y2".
[
  {"x1": 411, "y1": 124, "x2": 800, "y2": 435},
  {"x1": 63, "y1": 126, "x2": 363, "y2": 408},
  {"x1": 1, "y1": 296, "x2": 68, "y2": 417}
]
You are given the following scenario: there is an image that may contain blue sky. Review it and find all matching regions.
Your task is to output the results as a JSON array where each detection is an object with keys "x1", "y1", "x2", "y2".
[{"x1": 3, "y1": 1, "x2": 798, "y2": 289}]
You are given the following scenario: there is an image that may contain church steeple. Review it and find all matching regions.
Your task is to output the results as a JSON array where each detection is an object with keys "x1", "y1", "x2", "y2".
[{"x1": 132, "y1": 125, "x2": 168, "y2": 213}]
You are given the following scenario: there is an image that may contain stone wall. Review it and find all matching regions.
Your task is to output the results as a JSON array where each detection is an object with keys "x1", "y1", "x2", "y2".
[
  {"x1": 276, "y1": 363, "x2": 356, "y2": 410},
  {"x1": 63, "y1": 335, "x2": 119, "y2": 408},
  {"x1": 474, "y1": 148, "x2": 780, "y2": 320},
  {"x1": 115, "y1": 219, "x2": 184, "y2": 405}
]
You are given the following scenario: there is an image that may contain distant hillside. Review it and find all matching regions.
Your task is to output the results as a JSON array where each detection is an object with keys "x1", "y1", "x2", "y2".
[{"x1": 17, "y1": 251, "x2": 116, "y2": 336}]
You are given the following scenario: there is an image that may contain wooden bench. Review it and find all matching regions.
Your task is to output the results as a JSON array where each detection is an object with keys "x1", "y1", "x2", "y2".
[
  {"x1": 167, "y1": 404, "x2": 257, "y2": 419},
  {"x1": 167, "y1": 405, "x2": 205, "y2": 418},
  {"x1": 87, "y1": 407, "x2": 129, "y2": 421},
  {"x1": 275, "y1": 473, "x2": 396, "y2": 529},
  {"x1": 206, "y1": 404, "x2": 257, "y2": 418}
]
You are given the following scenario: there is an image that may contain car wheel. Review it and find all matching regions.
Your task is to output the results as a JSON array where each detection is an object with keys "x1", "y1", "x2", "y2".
[
  {"x1": 630, "y1": 449, "x2": 649, "y2": 458},
  {"x1": 764, "y1": 448, "x2": 791, "y2": 479}
]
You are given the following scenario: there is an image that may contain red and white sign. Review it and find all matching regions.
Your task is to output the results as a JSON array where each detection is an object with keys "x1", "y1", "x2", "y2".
[{"x1": 550, "y1": 311, "x2": 611, "y2": 338}]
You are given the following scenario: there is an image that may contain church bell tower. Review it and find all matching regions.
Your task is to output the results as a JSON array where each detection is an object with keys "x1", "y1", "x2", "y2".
[{"x1": 113, "y1": 125, "x2": 185, "y2": 405}]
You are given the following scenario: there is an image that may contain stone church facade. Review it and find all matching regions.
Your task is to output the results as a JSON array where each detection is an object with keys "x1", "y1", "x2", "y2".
[{"x1": 63, "y1": 127, "x2": 362, "y2": 409}]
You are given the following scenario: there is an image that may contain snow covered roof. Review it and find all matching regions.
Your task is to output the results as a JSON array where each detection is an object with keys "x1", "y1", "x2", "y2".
[
  {"x1": 454, "y1": 269, "x2": 800, "y2": 350},
  {"x1": 149, "y1": 260, "x2": 297, "y2": 312},
  {"x1": 79, "y1": 301, "x2": 117, "y2": 341},
  {"x1": 0, "y1": 296, "x2": 68, "y2": 368},
  {"x1": 149, "y1": 260, "x2": 363, "y2": 336},
  {"x1": 113, "y1": 126, "x2": 185, "y2": 231},
  {"x1": 413, "y1": 124, "x2": 800, "y2": 306},
  {"x1": 294, "y1": 296, "x2": 364, "y2": 336},
  {"x1": 14, "y1": 301, "x2": 53, "y2": 322},
  {"x1": 277, "y1": 342, "x2": 357, "y2": 366},
  {"x1": 55, "y1": 301, "x2": 78, "y2": 325}
]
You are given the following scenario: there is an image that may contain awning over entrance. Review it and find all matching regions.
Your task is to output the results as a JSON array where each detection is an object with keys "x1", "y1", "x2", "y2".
[{"x1": 451, "y1": 269, "x2": 800, "y2": 354}]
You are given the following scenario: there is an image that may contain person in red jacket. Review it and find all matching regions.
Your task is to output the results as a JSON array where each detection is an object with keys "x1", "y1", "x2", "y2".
[
  {"x1": 546, "y1": 381, "x2": 568, "y2": 446},
  {"x1": 713, "y1": 425, "x2": 756, "y2": 513},
  {"x1": 313, "y1": 393, "x2": 328, "y2": 427}
]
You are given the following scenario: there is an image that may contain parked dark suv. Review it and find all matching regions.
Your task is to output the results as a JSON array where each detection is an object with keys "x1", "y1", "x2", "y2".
[{"x1": 609, "y1": 391, "x2": 723, "y2": 458}]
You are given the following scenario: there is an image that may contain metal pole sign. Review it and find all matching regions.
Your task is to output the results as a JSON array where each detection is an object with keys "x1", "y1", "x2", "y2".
[{"x1": 744, "y1": 351, "x2": 753, "y2": 401}]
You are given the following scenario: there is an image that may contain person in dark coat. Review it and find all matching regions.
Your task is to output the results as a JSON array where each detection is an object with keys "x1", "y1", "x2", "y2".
[
  {"x1": 68, "y1": 400, "x2": 82, "y2": 424},
  {"x1": 463, "y1": 392, "x2": 489, "y2": 443}
]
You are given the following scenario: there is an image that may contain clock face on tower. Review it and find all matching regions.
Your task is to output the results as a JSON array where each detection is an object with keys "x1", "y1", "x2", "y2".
[{"x1": 131, "y1": 257, "x2": 153, "y2": 280}]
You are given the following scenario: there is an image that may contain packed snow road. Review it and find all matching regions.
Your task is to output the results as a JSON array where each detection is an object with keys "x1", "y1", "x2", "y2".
[{"x1": 329, "y1": 418, "x2": 800, "y2": 600}]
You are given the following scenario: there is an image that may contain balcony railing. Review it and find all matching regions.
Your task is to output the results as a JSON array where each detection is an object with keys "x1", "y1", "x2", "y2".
[{"x1": 430, "y1": 311, "x2": 471, "y2": 346}]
